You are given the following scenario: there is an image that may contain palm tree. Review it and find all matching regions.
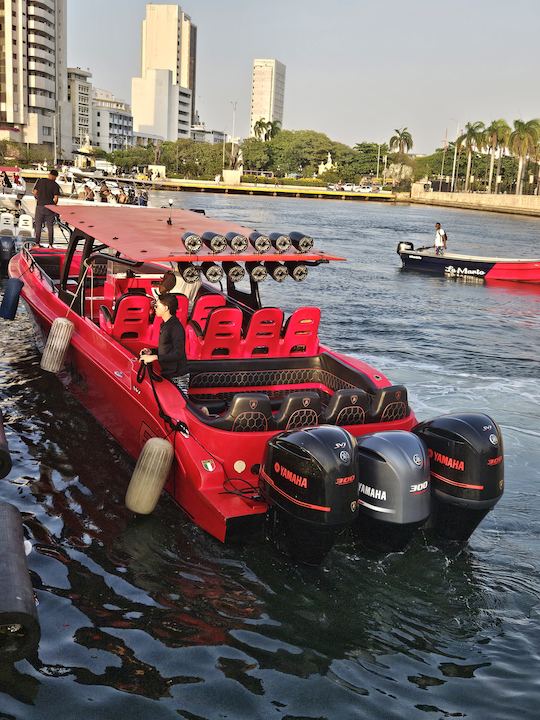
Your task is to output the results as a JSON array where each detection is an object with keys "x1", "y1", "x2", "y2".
[
  {"x1": 389, "y1": 127, "x2": 413, "y2": 155},
  {"x1": 253, "y1": 118, "x2": 268, "y2": 141},
  {"x1": 457, "y1": 121, "x2": 485, "y2": 191},
  {"x1": 508, "y1": 119, "x2": 540, "y2": 195},
  {"x1": 264, "y1": 120, "x2": 281, "y2": 141},
  {"x1": 485, "y1": 120, "x2": 510, "y2": 193}
]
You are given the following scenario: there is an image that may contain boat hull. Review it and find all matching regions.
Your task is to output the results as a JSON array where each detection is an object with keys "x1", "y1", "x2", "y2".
[
  {"x1": 398, "y1": 246, "x2": 540, "y2": 283},
  {"x1": 9, "y1": 248, "x2": 417, "y2": 545}
]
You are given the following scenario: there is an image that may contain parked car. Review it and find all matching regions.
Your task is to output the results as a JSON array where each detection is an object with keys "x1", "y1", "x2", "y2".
[
  {"x1": 343, "y1": 183, "x2": 355, "y2": 192},
  {"x1": 354, "y1": 185, "x2": 373, "y2": 193}
]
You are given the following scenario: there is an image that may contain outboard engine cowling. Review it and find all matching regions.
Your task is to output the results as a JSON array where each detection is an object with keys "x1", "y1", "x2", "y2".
[
  {"x1": 397, "y1": 241, "x2": 414, "y2": 255},
  {"x1": 414, "y1": 413, "x2": 504, "y2": 543},
  {"x1": 354, "y1": 431, "x2": 431, "y2": 551},
  {"x1": 259, "y1": 426, "x2": 359, "y2": 564}
]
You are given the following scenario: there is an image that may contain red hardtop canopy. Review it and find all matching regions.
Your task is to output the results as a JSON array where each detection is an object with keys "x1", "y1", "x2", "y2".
[
  {"x1": 0, "y1": 166, "x2": 21, "y2": 173},
  {"x1": 49, "y1": 204, "x2": 345, "y2": 263}
]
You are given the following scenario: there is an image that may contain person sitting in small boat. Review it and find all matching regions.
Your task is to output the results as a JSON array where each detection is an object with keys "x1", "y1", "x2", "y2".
[
  {"x1": 82, "y1": 184, "x2": 95, "y2": 202},
  {"x1": 139, "y1": 293, "x2": 189, "y2": 393},
  {"x1": 434, "y1": 222, "x2": 447, "y2": 255},
  {"x1": 99, "y1": 182, "x2": 110, "y2": 203}
]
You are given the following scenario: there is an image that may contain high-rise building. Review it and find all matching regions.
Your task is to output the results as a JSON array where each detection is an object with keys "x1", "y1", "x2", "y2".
[
  {"x1": 0, "y1": 0, "x2": 71, "y2": 158},
  {"x1": 67, "y1": 67, "x2": 92, "y2": 152},
  {"x1": 92, "y1": 88, "x2": 133, "y2": 153},
  {"x1": 250, "y1": 58, "x2": 286, "y2": 137},
  {"x1": 132, "y1": 3, "x2": 197, "y2": 140}
]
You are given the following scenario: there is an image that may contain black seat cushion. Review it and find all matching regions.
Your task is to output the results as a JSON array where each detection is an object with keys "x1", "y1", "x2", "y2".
[
  {"x1": 324, "y1": 388, "x2": 370, "y2": 425},
  {"x1": 274, "y1": 391, "x2": 321, "y2": 431},
  {"x1": 207, "y1": 393, "x2": 273, "y2": 432},
  {"x1": 369, "y1": 385, "x2": 409, "y2": 422}
]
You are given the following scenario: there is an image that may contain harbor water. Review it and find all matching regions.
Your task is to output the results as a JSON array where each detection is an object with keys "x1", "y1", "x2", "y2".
[{"x1": 0, "y1": 194, "x2": 539, "y2": 719}]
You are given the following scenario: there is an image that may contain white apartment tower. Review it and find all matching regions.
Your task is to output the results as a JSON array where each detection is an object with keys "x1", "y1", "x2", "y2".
[
  {"x1": 0, "y1": 0, "x2": 71, "y2": 158},
  {"x1": 67, "y1": 67, "x2": 92, "y2": 152},
  {"x1": 132, "y1": 3, "x2": 197, "y2": 141},
  {"x1": 92, "y1": 88, "x2": 133, "y2": 153},
  {"x1": 250, "y1": 58, "x2": 286, "y2": 136}
]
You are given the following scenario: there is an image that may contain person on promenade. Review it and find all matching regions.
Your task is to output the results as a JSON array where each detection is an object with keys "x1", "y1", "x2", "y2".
[
  {"x1": 1, "y1": 171, "x2": 12, "y2": 190},
  {"x1": 139, "y1": 293, "x2": 189, "y2": 393},
  {"x1": 32, "y1": 169, "x2": 61, "y2": 247},
  {"x1": 434, "y1": 222, "x2": 447, "y2": 255}
]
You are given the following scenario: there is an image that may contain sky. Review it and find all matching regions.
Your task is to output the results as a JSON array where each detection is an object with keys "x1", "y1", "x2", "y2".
[{"x1": 68, "y1": 0, "x2": 540, "y2": 154}]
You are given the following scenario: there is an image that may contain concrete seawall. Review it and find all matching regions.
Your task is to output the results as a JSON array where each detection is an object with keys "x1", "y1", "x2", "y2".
[{"x1": 407, "y1": 187, "x2": 540, "y2": 217}]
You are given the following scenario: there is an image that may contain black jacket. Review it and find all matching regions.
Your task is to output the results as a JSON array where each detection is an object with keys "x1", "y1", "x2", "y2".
[{"x1": 154, "y1": 316, "x2": 187, "y2": 378}]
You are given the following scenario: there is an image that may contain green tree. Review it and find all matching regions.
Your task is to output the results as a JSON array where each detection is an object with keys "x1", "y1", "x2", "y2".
[
  {"x1": 240, "y1": 137, "x2": 271, "y2": 172},
  {"x1": 353, "y1": 142, "x2": 390, "y2": 177},
  {"x1": 508, "y1": 118, "x2": 540, "y2": 195},
  {"x1": 457, "y1": 121, "x2": 485, "y2": 191},
  {"x1": 253, "y1": 118, "x2": 268, "y2": 141},
  {"x1": 264, "y1": 120, "x2": 281, "y2": 141},
  {"x1": 268, "y1": 130, "x2": 333, "y2": 176},
  {"x1": 389, "y1": 127, "x2": 413, "y2": 155},
  {"x1": 485, "y1": 119, "x2": 511, "y2": 193}
]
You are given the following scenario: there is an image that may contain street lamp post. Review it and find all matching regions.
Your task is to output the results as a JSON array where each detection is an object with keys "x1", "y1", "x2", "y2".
[
  {"x1": 439, "y1": 129, "x2": 448, "y2": 191},
  {"x1": 231, "y1": 100, "x2": 237, "y2": 147},
  {"x1": 450, "y1": 120, "x2": 460, "y2": 192}
]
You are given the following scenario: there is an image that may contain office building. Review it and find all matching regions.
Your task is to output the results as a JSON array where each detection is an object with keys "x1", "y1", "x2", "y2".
[
  {"x1": 67, "y1": 67, "x2": 92, "y2": 152},
  {"x1": 132, "y1": 3, "x2": 197, "y2": 140},
  {"x1": 191, "y1": 123, "x2": 226, "y2": 145},
  {"x1": 250, "y1": 58, "x2": 286, "y2": 136},
  {"x1": 92, "y1": 89, "x2": 133, "y2": 153},
  {"x1": 0, "y1": 0, "x2": 71, "y2": 158}
]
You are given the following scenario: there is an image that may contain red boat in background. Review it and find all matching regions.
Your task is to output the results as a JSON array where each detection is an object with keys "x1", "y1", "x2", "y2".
[{"x1": 5, "y1": 205, "x2": 504, "y2": 563}]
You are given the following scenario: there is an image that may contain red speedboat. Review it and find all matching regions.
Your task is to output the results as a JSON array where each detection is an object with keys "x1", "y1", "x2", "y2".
[{"x1": 6, "y1": 205, "x2": 504, "y2": 563}]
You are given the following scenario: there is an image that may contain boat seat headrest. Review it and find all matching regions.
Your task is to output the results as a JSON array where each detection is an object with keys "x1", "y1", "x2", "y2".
[
  {"x1": 369, "y1": 385, "x2": 409, "y2": 422},
  {"x1": 206, "y1": 393, "x2": 273, "y2": 432},
  {"x1": 273, "y1": 391, "x2": 321, "y2": 431},
  {"x1": 323, "y1": 388, "x2": 370, "y2": 425}
]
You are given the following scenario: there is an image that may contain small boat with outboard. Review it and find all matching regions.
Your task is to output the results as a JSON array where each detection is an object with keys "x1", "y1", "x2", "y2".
[
  {"x1": 397, "y1": 242, "x2": 540, "y2": 283},
  {"x1": 4, "y1": 205, "x2": 504, "y2": 563}
]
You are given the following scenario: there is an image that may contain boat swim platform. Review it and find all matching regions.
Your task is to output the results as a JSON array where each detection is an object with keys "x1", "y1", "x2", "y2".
[{"x1": 20, "y1": 171, "x2": 396, "y2": 203}]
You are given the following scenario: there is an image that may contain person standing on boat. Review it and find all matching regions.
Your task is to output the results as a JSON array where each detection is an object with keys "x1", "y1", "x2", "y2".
[
  {"x1": 33, "y1": 169, "x2": 61, "y2": 247},
  {"x1": 434, "y1": 222, "x2": 447, "y2": 255},
  {"x1": 139, "y1": 293, "x2": 189, "y2": 393}
]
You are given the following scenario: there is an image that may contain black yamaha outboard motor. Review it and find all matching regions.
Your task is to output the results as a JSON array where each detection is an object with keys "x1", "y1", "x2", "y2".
[
  {"x1": 414, "y1": 413, "x2": 504, "y2": 543},
  {"x1": 259, "y1": 426, "x2": 359, "y2": 565},
  {"x1": 354, "y1": 431, "x2": 431, "y2": 551}
]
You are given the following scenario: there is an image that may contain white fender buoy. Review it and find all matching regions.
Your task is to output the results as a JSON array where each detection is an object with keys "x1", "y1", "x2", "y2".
[
  {"x1": 126, "y1": 437, "x2": 174, "y2": 515},
  {"x1": 40, "y1": 317, "x2": 74, "y2": 373}
]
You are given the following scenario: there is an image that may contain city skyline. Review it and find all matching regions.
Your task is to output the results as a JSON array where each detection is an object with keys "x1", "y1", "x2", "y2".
[{"x1": 67, "y1": 0, "x2": 540, "y2": 153}]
